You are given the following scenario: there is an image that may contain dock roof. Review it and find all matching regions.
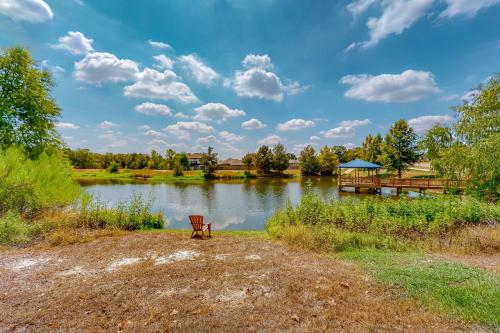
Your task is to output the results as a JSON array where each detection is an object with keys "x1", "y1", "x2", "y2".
[{"x1": 338, "y1": 159, "x2": 382, "y2": 169}]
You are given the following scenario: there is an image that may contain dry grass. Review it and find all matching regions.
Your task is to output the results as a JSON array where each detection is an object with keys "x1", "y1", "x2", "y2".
[
  {"x1": 424, "y1": 225, "x2": 500, "y2": 255},
  {"x1": 0, "y1": 232, "x2": 480, "y2": 332}
]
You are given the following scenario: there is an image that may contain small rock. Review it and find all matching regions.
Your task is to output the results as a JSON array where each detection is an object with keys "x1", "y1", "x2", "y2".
[
  {"x1": 291, "y1": 314, "x2": 300, "y2": 323},
  {"x1": 340, "y1": 282, "x2": 350, "y2": 290},
  {"x1": 328, "y1": 299, "x2": 337, "y2": 306},
  {"x1": 170, "y1": 309, "x2": 179, "y2": 316}
]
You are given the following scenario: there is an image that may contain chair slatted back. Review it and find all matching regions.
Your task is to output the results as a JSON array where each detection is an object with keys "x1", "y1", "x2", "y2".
[{"x1": 189, "y1": 215, "x2": 204, "y2": 231}]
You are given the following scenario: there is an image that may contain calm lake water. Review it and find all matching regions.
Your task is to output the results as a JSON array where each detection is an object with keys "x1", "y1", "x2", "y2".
[{"x1": 81, "y1": 178, "x2": 400, "y2": 230}]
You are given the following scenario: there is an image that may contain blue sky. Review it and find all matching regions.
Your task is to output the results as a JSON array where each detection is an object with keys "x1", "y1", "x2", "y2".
[{"x1": 1, "y1": 0, "x2": 499, "y2": 158}]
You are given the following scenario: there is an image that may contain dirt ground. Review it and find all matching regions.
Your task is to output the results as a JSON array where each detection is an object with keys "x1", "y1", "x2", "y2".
[{"x1": 0, "y1": 232, "x2": 484, "y2": 332}]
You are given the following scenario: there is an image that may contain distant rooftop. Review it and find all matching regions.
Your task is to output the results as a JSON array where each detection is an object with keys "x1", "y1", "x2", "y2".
[{"x1": 338, "y1": 159, "x2": 381, "y2": 169}]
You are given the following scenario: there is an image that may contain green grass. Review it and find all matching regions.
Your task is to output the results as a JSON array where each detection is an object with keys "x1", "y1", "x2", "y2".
[{"x1": 339, "y1": 249, "x2": 500, "y2": 326}]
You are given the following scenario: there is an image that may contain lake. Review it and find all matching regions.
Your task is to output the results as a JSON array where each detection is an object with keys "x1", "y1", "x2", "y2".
[{"x1": 81, "y1": 178, "x2": 399, "y2": 230}]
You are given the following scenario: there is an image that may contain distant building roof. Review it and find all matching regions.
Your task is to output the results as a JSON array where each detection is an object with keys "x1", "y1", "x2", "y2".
[
  {"x1": 288, "y1": 159, "x2": 299, "y2": 164},
  {"x1": 218, "y1": 158, "x2": 243, "y2": 166},
  {"x1": 188, "y1": 153, "x2": 204, "y2": 159},
  {"x1": 338, "y1": 159, "x2": 382, "y2": 169}
]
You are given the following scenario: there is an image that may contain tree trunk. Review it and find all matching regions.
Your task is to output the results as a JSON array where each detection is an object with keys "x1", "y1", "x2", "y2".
[{"x1": 398, "y1": 168, "x2": 401, "y2": 178}]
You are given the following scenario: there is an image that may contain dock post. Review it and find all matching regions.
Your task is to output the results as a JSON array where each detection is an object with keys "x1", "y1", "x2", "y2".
[{"x1": 355, "y1": 187, "x2": 360, "y2": 193}]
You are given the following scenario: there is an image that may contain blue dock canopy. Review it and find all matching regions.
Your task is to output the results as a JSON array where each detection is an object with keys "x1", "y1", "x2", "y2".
[{"x1": 338, "y1": 159, "x2": 382, "y2": 169}]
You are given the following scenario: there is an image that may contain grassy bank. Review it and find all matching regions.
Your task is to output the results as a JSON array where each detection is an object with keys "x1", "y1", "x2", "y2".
[
  {"x1": 267, "y1": 190, "x2": 499, "y2": 253},
  {"x1": 72, "y1": 168, "x2": 302, "y2": 182},
  {"x1": 266, "y1": 191, "x2": 500, "y2": 327},
  {"x1": 339, "y1": 249, "x2": 500, "y2": 326}
]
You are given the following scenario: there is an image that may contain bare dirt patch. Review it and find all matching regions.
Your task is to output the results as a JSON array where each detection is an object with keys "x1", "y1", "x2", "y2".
[{"x1": 0, "y1": 232, "x2": 480, "y2": 332}]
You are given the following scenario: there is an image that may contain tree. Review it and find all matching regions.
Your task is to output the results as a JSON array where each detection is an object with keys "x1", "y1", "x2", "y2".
[
  {"x1": 200, "y1": 146, "x2": 218, "y2": 178},
  {"x1": 242, "y1": 153, "x2": 255, "y2": 171},
  {"x1": 271, "y1": 143, "x2": 289, "y2": 173},
  {"x1": 364, "y1": 134, "x2": 383, "y2": 164},
  {"x1": 419, "y1": 124, "x2": 454, "y2": 162},
  {"x1": 361, "y1": 134, "x2": 373, "y2": 160},
  {"x1": 255, "y1": 145, "x2": 272, "y2": 172},
  {"x1": 299, "y1": 145, "x2": 320, "y2": 175},
  {"x1": 332, "y1": 145, "x2": 348, "y2": 163},
  {"x1": 165, "y1": 149, "x2": 177, "y2": 170},
  {"x1": 178, "y1": 153, "x2": 189, "y2": 170},
  {"x1": 454, "y1": 77, "x2": 499, "y2": 145},
  {"x1": 318, "y1": 146, "x2": 339, "y2": 176},
  {"x1": 345, "y1": 147, "x2": 363, "y2": 162},
  {"x1": 0, "y1": 47, "x2": 61, "y2": 157},
  {"x1": 383, "y1": 119, "x2": 420, "y2": 178}
]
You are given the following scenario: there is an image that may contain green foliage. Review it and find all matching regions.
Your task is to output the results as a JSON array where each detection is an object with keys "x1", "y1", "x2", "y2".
[
  {"x1": 383, "y1": 119, "x2": 420, "y2": 177},
  {"x1": 255, "y1": 145, "x2": 273, "y2": 172},
  {"x1": 299, "y1": 145, "x2": 320, "y2": 175},
  {"x1": 107, "y1": 162, "x2": 119, "y2": 173},
  {"x1": 267, "y1": 193, "x2": 499, "y2": 242},
  {"x1": 0, "y1": 211, "x2": 38, "y2": 245},
  {"x1": 363, "y1": 133, "x2": 383, "y2": 164},
  {"x1": 419, "y1": 124, "x2": 454, "y2": 161},
  {"x1": 0, "y1": 147, "x2": 80, "y2": 217},
  {"x1": 242, "y1": 152, "x2": 255, "y2": 171},
  {"x1": 78, "y1": 194, "x2": 164, "y2": 230},
  {"x1": 332, "y1": 145, "x2": 348, "y2": 163},
  {"x1": 271, "y1": 143, "x2": 289, "y2": 173},
  {"x1": 200, "y1": 146, "x2": 218, "y2": 177},
  {"x1": 0, "y1": 47, "x2": 61, "y2": 158},
  {"x1": 341, "y1": 250, "x2": 500, "y2": 326},
  {"x1": 318, "y1": 145, "x2": 339, "y2": 176},
  {"x1": 454, "y1": 77, "x2": 499, "y2": 145}
]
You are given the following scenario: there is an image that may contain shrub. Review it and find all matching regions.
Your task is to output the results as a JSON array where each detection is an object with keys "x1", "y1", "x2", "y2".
[
  {"x1": 107, "y1": 162, "x2": 119, "y2": 173},
  {"x1": 78, "y1": 194, "x2": 164, "y2": 230},
  {"x1": 266, "y1": 193, "x2": 499, "y2": 252},
  {"x1": 0, "y1": 147, "x2": 80, "y2": 217},
  {"x1": 0, "y1": 211, "x2": 38, "y2": 245}
]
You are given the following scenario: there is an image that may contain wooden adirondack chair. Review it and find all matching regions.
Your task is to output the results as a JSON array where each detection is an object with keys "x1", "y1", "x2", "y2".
[{"x1": 188, "y1": 215, "x2": 212, "y2": 239}]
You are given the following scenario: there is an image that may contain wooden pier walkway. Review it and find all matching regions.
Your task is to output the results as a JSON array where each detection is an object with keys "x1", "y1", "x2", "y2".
[{"x1": 339, "y1": 176, "x2": 466, "y2": 193}]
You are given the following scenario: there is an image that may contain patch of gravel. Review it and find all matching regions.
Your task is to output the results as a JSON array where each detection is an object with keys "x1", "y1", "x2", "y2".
[
  {"x1": 106, "y1": 257, "x2": 143, "y2": 272},
  {"x1": 245, "y1": 254, "x2": 261, "y2": 260},
  {"x1": 2, "y1": 255, "x2": 52, "y2": 271},
  {"x1": 154, "y1": 250, "x2": 200, "y2": 265}
]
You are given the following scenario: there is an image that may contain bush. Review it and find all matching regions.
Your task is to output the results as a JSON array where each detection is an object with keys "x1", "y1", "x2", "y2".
[
  {"x1": 0, "y1": 147, "x2": 81, "y2": 217},
  {"x1": 78, "y1": 194, "x2": 164, "y2": 230},
  {"x1": 0, "y1": 211, "x2": 39, "y2": 245},
  {"x1": 266, "y1": 192, "x2": 499, "y2": 252},
  {"x1": 107, "y1": 162, "x2": 119, "y2": 173}
]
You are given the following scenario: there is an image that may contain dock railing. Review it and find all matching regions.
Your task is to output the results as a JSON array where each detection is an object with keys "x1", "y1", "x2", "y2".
[{"x1": 339, "y1": 176, "x2": 466, "y2": 190}]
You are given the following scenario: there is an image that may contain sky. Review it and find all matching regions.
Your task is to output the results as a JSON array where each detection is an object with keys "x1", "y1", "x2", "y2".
[{"x1": 1, "y1": 0, "x2": 499, "y2": 158}]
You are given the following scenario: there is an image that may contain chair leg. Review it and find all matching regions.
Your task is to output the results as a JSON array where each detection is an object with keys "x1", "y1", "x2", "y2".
[
  {"x1": 208, "y1": 224, "x2": 212, "y2": 238},
  {"x1": 191, "y1": 230, "x2": 194, "y2": 238}
]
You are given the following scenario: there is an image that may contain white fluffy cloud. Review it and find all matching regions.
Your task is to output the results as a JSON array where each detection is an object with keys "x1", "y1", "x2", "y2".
[
  {"x1": 0, "y1": 0, "x2": 53, "y2": 23},
  {"x1": 148, "y1": 139, "x2": 167, "y2": 146},
  {"x1": 99, "y1": 121, "x2": 119, "y2": 129},
  {"x1": 135, "y1": 102, "x2": 172, "y2": 116},
  {"x1": 153, "y1": 55, "x2": 174, "y2": 70},
  {"x1": 242, "y1": 54, "x2": 274, "y2": 70},
  {"x1": 241, "y1": 118, "x2": 266, "y2": 130},
  {"x1": 226, "y1": 54, "x2": 304, "y2": 102},
  {"x1": 340, "y1": 70, "x2": 440, "y2": 102},
  {"x1": 179, "y1": 54, "x2": 220, "y2": 86},
  {"x1": 440, "y1": 0, "x2": 500, "y2": 18},
  {"x1": 148, "y1": 40, "x2": 172, "y2": 50},
  {"x1": 339, "y1": 119, "x2": 371, "y2": 127},
  {"x1": 276, "y1": 119, "x2": 315, "y2": 131},
  {"x1": 321, "y1": 118, "x2": 371, "y2": 138},
  {"x1": 56, "y1": 122, "x2": 79, "y2": 129},
  {"x1": 408, "y1": 115, "x2": 454, "y2": 134},
  {"x1": 164, "y1": 121, "x2": 214, "y2": 139},
  {"x1": 51, "y1": 31, "x2": 94, "y2": 55},
  {"x1": 123, "y1": 68, "x2": 198, "y2": 104},
  {"x1": 257, "y1": 134, "x2": 283, "y2": 146},
  {"x1": 196, "y1": 135, "x2": 219, "y2": 144},
  {"x1": 219, "y1": 131, "x2": 245, "y2": 142},
  {"x1": 193, "y1": 103, "x2": 245, "y2": 122},
  {"x1": 310, "y1": 135, "x2": 321, "y2": 141},
  {"x1": 144, "y1": 129, "x2": 166, "y2": 138},
  {"x1": 74, "y1": 52, "x2": 139, "y2": 84},
  {"x1": 364, "y1": 0, "x2": 433, "y2": 48},
  {"x1": 347, "y1": 0, "x2": 378, "y2": 17}
]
